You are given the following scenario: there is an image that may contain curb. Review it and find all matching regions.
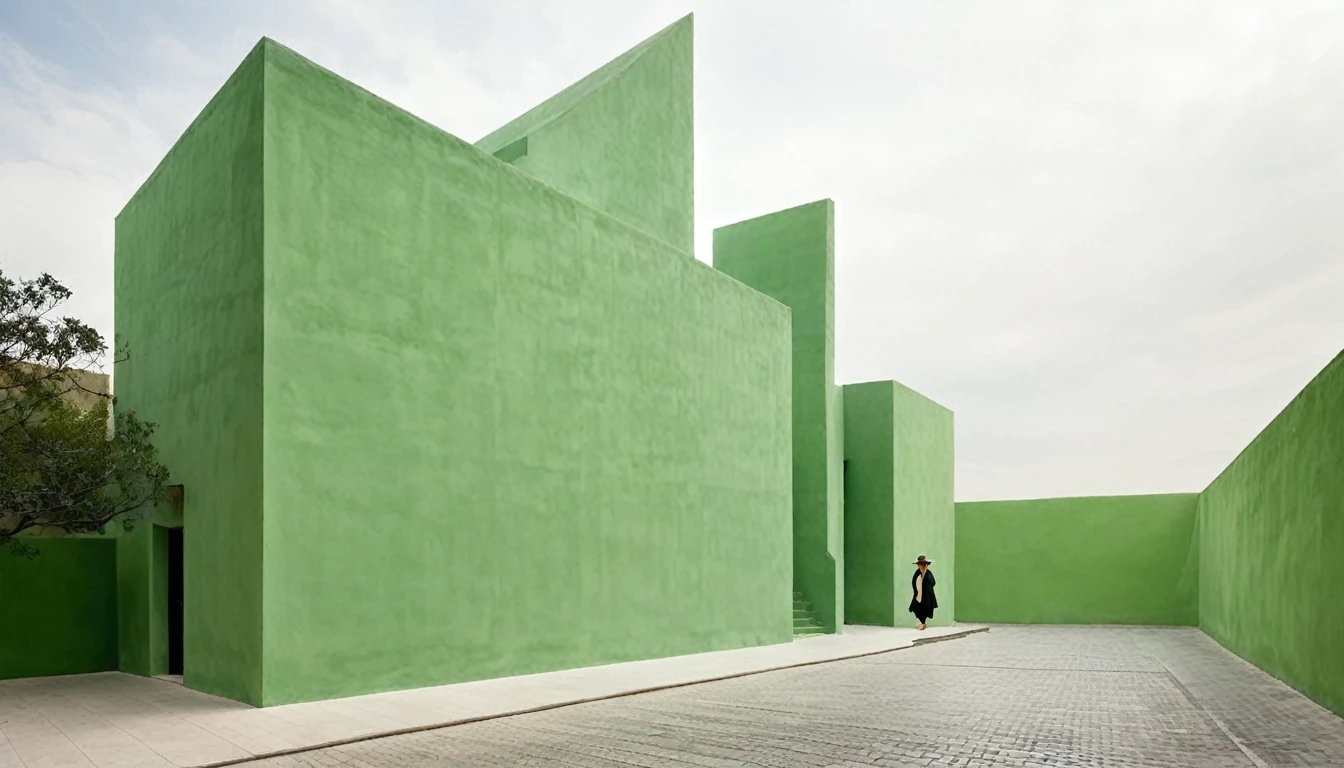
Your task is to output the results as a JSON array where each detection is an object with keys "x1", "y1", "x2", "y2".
[{"x1": 198, "y1": 625, "x2": 988, "y2": 767}]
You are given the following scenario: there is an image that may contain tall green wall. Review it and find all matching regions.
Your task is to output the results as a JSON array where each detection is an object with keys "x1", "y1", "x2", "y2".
[
  {"x1": 0, "y1": 539, "x2": 118, "y2": 679},
  {"x1": 842, "y1": 382, "x2": 894, "y2": 625},
  {"x1": 843, "y1": 381, "x2": 954, "y2": 627},
  {"x1": 1198, "y1": 349, "x2": 1344, "y2": 717},
  {"x1": 114, "y1": 43, "x2": 267, "y2": 704},
  {"x1": 714, "y1": 200, "x2": 844, "y2": 632},
  {"x1": 892, "y1": 383, "x2": 955, "y2": 626},
  {"x1": 255, "y1": 40, "x2": 793, "y2": 705},
  {"x1": 956, "y1": 494, "x2": 1200, "y2": 626},
  {"x1": 475, "y1": 15, "x2": 693, "y2": 255}
]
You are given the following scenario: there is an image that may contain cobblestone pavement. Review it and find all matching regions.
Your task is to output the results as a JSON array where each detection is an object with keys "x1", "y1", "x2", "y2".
[{"x1": 246, "y1": 627, "x2": 1344, "y2": 767}]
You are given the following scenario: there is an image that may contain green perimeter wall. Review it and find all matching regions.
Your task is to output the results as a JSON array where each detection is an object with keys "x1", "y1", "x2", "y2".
[
  {"x1": 256, "y1": 40, "x2": 793, "y2": 705},
  {"x1": 844, "y1": 381, "x2": 955, "y2": 627},
  {"x1": 956, "y1": 494, "x2": 1199, "y2": 626},
  {"x1": 475, "y1": 16, "x2": 693, "y2": 255},
  {"x1": 114, "y1": 45, "x2": 266, "y2": 704},
  {"x1": 0, "y1": 539, "x2": 118, "y2": 679},
  {"x1": 714, "y1": 200, "x2": 844, "y2": 632},
  {"x1": 1199, "y1": 349, "x2": 1344, "y2": 717}
]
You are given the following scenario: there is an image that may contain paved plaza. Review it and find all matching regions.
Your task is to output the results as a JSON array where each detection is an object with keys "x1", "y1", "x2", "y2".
[
  {"x1": 0, "y1": 625, "x2": 977, "y2": 767},
  {"x1": 248, "y1": 627, "x2": 1344, "y2": 768}
]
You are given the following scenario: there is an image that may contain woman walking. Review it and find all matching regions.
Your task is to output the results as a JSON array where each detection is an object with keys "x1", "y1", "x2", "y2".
[{"x1": 909, "y1": 555, "x2": 937, "y2": 630}]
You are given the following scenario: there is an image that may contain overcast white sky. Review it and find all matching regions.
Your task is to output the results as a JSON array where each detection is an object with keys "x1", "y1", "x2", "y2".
[{"x1": 2, "y1": 0, "x2": 1342, "y2": 501}]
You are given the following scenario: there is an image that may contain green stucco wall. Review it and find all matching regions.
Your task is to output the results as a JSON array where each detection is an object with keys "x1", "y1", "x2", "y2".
[
  {"x1": 1198, "y1": 349, "x2": 1344, "y2": 717},
  {"x1": 843, "y1": 381, "x2": 954, "y2": 627},
  {"x1": 891, "y1": 382, "x2": 955, "y2": 627},
  {"x1": 255, "y1": 40, "x2": 792, "y2": 705},
  {"x1": 114, "y1": 44, "x2": 266, "y2": 704},
  {"x1": 475, "y1": 15, "x2": 693, "y2": 255},
  {"x1": 842, "y1": 382, "x2": 894, "y2": 625},
  {"x1": 714, "y1": 200, "x2": 844, "y2": 632},
  {"x1": 956, "y1": 494, "x2": 1199, "y2": 626},
  {"x1": 0, "y1": 539, "x2": 118, "y2": 679}
]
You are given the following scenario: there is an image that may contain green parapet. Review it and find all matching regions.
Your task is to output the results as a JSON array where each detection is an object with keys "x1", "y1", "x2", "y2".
[
  {"x1": 842, "y1": 380, "x2": 955, "y2": 628},
  {"x1": 714, "y1": 199, "x2": 843, "y2": 633},
  {"x1": 475, "y1": 15, "x2": 694, "y2": 255},
  {"x1": 115, "y1": 36, "x2": 792, "y2": 707}
]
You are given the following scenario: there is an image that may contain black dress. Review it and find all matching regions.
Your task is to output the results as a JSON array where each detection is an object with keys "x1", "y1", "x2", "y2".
[{"x1": 909, "y1": 569, "x2": 937, "y2": 622}]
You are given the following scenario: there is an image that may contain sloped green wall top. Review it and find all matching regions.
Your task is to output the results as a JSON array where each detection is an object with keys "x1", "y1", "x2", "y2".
[{"x1": 475, "y1": 15, "x2": 694, "y2": 254}]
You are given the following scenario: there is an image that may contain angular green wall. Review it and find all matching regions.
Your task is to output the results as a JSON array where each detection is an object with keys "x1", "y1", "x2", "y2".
[
  {"x1": 1198, "y1": 349, "x2": 1344, "y2": 717},
  {"x1": 0, "y1": 539, "x2": 118, "y2": 679},
  {"x1": 956, "y1": 494, "x2": 1200, "y2": 626},
  {"x1": 114, "y1": 44, "x2": 267, "y2": 704},
  {"x1": 714, "y1": 200, "x2": 844, "y2": 632},
  {"x1": 475, "y1": 15, "x2": 694, "y2": 255},
  {"x1": 252, "y1": 40, "x2": 792, "y2": 705},
  {"x1": 843, "y1": 381, "x2": 955, "y2": 627}
]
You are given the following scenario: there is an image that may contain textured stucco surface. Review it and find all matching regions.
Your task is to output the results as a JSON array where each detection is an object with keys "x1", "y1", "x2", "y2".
[
  {"x1": 113, "y1": 44, "x2": 266, "y2": 704},
  {"x1": 475, "y1": 16, "x2": 693, "y2": 255},
  {"x1": 956, "y1": 494, "x2": 1200, "y2": 626},
  {"x1": 714, "y1": 200, "x2": 843, "y2": 632},
  {"x1": 842, "y1": 382, "x2": 894, "y2": 626},
  {"x1": 1198, "y1": 349, "x2": 1344, "y2": 717},
  {"x1": 256, "y1": 40, "x2": 792, "y2": 705},
  {"x1": 891, "y1": 382, "x2": 955, "y2": 627},
  {"x1": 0, "y1": 539, "x2": 118, "y2": 679},
  {"x1": 843, "y1": 381, "x2": 954, "y2": 627}
]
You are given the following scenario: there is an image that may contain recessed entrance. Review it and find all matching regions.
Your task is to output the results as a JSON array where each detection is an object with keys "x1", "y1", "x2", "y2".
[{"x1": 167, "y1": 527, "x2": 184, "y2": 676}]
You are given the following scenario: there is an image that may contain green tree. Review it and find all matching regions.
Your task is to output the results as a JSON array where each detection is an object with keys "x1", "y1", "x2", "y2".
[{"x1": 1, "y1": 269, "x2": 169, "y2": 557}]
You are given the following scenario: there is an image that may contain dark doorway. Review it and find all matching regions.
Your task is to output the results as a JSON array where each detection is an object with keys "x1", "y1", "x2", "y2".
[{"x1": 167, "y1": 527, "x2": 184, "y2": 676}]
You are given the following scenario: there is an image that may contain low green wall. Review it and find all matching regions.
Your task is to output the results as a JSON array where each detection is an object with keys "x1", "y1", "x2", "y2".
[
  {"x1": 956, "y1": 494, "x2": 1199, "y2": 625},
  {"x1": 0, "y1": 538, "x2": 119, "y2": 679},
  {"x1": 1199, "y1": 350, "x2": 1344, "y2": 717}
]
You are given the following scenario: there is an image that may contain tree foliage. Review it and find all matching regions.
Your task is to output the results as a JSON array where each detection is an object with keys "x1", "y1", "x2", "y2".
[{"x1": 1, "y1": 269, "x2": 169, "y2": 557}]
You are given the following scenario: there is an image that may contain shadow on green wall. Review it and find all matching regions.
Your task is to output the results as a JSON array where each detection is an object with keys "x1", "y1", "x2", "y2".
[{"x1": 0, "y1": 538, "x2": 119, "y2": 679}]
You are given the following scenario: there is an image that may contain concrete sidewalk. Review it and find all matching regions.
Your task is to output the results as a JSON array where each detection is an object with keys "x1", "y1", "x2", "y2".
[{"x1": 0, "y1": 624, "x2": 984, "y2": 768}]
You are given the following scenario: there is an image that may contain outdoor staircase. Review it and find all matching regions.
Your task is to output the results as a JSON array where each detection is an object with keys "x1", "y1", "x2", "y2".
[{"x1": 792, "y1": 592, "x2": 828, "y2": 638}]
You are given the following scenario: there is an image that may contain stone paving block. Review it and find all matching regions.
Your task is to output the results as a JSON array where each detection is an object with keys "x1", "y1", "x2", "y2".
[{"x1": 244, "y1": 626, "x2": 1344, "y2": 767}]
